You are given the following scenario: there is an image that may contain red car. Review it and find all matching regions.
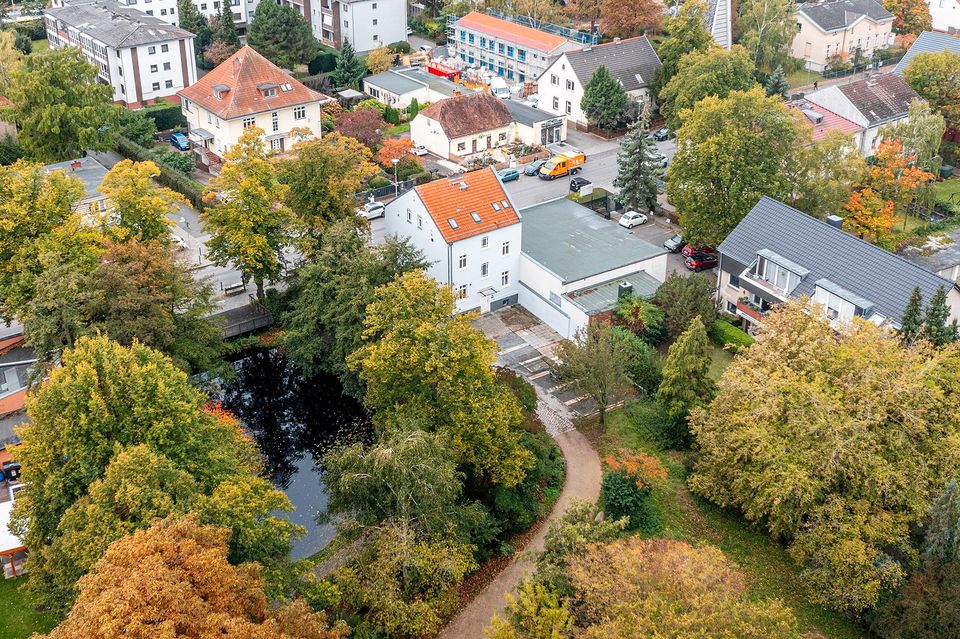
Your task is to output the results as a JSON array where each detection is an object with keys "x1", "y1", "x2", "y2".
[
  {"x1": 681, "y1": 244, "x2": 716, "y2": 257},
  {"x1": 684, "y1": 252, "x2": 719, "y2": 272}
]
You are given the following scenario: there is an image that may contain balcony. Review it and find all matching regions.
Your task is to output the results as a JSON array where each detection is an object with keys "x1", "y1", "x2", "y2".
[{"x1": 735, "y1": 297, "x2": 766, "y2": 323}]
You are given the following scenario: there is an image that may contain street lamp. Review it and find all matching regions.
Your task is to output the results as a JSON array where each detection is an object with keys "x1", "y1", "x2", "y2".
[{"x1": 392, "y1": 158, "x2": 400, "y2": 196}]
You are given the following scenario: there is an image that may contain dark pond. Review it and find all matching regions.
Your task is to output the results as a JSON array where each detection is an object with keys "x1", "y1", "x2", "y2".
[{"x1": 219, "y1": 348, "x2": 371, "y2": 560}]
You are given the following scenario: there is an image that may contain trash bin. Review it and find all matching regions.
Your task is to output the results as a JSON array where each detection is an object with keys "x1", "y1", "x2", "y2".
[{"x1": 941, "y1": 165, "x2": 954, "y2": 179}]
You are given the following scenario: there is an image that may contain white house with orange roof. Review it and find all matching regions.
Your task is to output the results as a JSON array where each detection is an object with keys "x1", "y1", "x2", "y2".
[
  {"x1": 384, "y1": 167, "x2": 523, "y2": 314},
  {"x1": 451, "y1": 11, "x2": 581, "y2": 85},
  {"x1": 177, "y1": 45, "x2": 330, "y2": 168}
]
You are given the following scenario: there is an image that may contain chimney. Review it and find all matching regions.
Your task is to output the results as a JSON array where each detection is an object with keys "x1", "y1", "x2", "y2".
[
  {"x1": 70, "y1": 160, "x2": 82, "y2": 170},
  {"x1": 613, "y1": 37, "x2": 621, "y2": 44},
  {"x1": 617, "y1": 281, "x2": 633, "y2": 299},
  {"x1": 826, "y1": 214, "x2": 843, "y2": 230},
  {"x1": 452, "y1": 88, "x2": 460, "y2": 97}
]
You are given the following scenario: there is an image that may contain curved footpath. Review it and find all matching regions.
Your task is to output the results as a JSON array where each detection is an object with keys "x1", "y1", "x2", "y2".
[{"x1": 437, "y1": 390, "x2": 603, "y2": 639}]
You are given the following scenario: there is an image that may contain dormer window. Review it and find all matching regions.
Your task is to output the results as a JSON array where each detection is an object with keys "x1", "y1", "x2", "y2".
[
  {"x1": 212, "y1": 83, "x2": 229, "y2": 99},
  {"x1": 751, "y1": 249, "x2": 809, "y2": 294},
  {"x1": 258, "y1": 83, "x2": 278, "y2": 98}
]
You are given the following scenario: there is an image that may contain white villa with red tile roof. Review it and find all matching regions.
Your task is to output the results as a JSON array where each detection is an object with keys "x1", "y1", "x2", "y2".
[
  {"x1": 177, "y1": 45, "x2": 330, "y2": 167},
  {"x1": 385, "y1": 168, "x2": 523, "y2": 314}
]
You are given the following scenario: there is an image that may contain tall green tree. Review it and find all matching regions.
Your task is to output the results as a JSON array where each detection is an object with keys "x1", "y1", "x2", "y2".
[
  {"x1": 98, "y1": 159, "x2": 184, "y2": 242},
  {"x1": 331, "y1": 38, "x2": 365, "y2": 88},
  {"x1": 736, "y1": 0, "x2": 795, "y2": 73},
  {"x1": 652, "y1": 272, "x2": 717, "y2": 338},
  {"x1": 885, "y1": 99, "x2": 947, "y2": 173},
  {"x1": 247, "y1": 1, "x2": 317, "y2": 69},
  {"x1": 667, "y1": 86, "x2": 804, "y2": 244},
  {"x1": 653, "y1": 0, "x2": 712, "y2": 93},
  {"x1": 899, "y1": 286, "x2": 924, "y2": 345},
  {"x1": 201, "y1": 126, "x2": 292, "y2": 300},
  {"x1": 218, "y1": 1, "x2": 241, "y2": 47},
  {"x1": 177, "y1": 0, "x2": 213, "y2": 52},
  {"x1": 921, "y1": 286, "x2": 958, "y2": 347},
  {"x1": 656, "y1": 316, "x2": 715, "y2": 446},
  {"x1": 11, "y1": 335, "x2": 263, "y2": 610},
  {"x1": 5, "y1": 48, "x2": 117, "y2": 162},
  {"x1": 554, "y1": 322, "x2": 636, "y2": 426},
  {"x1": 764, "y1": 64, "x2": 789, "y2": 98},
  {"x1": 903, "y1": 51, "x2": 960, "y2": 124},
  {"x1": 580, "y1": 66, "x2": 630, "y2": 130},
  {"x1": 788, "y1": 130, "x2": 866, "y2": 219},
  {"x1": 613, "y1": 120, "x2": 661, "y2": 214},
  {"x1": 283, "y1": 221, "x2": 427, "y2": 398},
  {"x1": 659, "y1": 45, "x2": 758, "y2": 131}
]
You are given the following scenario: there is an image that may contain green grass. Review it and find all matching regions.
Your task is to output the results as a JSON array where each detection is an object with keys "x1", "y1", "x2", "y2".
[
  {"x1": 786, "y1": 68, "x2": 821, "y2": 89},
  {"x1": 0, "y1": 578, "x2": 56, "y2": 639},
  {"x1": 583, "y1": 395, "x2": 870, "y2": 639},
  {"x1": 708, "y1": 343, "x2": 734, "y2": 380},
  {"x1": 29, "y1": 39, "x2": 48, "y2": 54},
  {"x1": 934, "y1": 177, "x2": 960, "y2": 202},
  {"x1": 385, "y1": 122, "x2": 410, "y2": 136}
]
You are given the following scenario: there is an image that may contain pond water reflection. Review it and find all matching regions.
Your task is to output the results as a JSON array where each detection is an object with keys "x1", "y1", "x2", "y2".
[{"x1": 219, "y1": 348, "x2": 371, "y2": 560}]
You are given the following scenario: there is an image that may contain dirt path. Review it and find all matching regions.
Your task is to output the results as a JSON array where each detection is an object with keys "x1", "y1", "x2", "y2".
[{"x1": 437, "y1": 391, "x2": 603, "y2": 639}]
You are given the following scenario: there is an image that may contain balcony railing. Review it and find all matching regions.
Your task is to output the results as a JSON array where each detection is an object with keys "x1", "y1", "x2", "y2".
[{"x1": 735, "y1": 297, "x2": 766, "y2": 323}]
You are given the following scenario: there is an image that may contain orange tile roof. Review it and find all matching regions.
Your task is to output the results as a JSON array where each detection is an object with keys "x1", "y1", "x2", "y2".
[
  {"x1": 0, "y1": 335, "x2": 23, "y2": 356},
  {"x1": 415, "y1": 167, "x2": 520, "y2": 244},
  {"x1": 178, "y1": 46, "x2": 328, "y2": 120},
  {"x1": 457, "y1": 11, "x2": 570, "y2": 53},
  {"x1": 789, "y1": 98, "x2": 864, "y2": 141},
  {"x1": 0, "y1": 388, "x2": 26, "y2": 417}
]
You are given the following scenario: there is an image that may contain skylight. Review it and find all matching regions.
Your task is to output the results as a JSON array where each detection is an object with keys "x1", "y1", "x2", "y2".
[
  {"x1": 492, "y1": 202, "x2": 501, "y2": 211},
  {"x1": 471, "y1": 212, "x2": 481, "y2": 223},
  {"x1": 501, "y1": 200, "x2": 510, "y2": 208},
  {"x1": 448, "y1": 219, "x2": 459, "y2": 229}
]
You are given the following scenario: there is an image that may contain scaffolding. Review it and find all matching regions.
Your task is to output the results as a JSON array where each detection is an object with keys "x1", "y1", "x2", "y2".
[{"x1": 446, "y1": 10, "x2": 599, "y2": 46}]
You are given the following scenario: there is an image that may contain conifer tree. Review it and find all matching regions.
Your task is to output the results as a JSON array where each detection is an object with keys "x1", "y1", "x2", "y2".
[
  {"x1": 177, "y1": 0, "x2": 212, "y2": 52},
  {"x1": 219, "y1": 1, "x2": 241, "y2": 48},
  {"x1": 331, "y1": 39, "x2": 365, "y2": 89},
  {"x1": 899, "y1": 286, "x2": 924, "y2": 345},
  {"x1": 764, "y1": 65, "x2": 789, "y2": 99},
  {"x1": 614, "y1": 113, "x2": 660, "y2": 214},
  {"x1": 921, "y1": 286, "x2": 958, "y2": 347},
  {"x1": 656, "y1": 316, "x2": 715, "y2": 447},
  {"x1": 925, "y1": 479, "x2": 960, "y2": 563},
  {"x1": 247, "y1": 0, "x2": 317, "y2": 69},
  {"x1": 580, "y1": 66, "x2": 629, "y2": 130}
]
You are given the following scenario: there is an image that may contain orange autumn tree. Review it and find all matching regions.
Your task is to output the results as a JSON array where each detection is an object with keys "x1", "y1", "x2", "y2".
[
  {"x1": 42, "y1": 516, "x2": 350, "y2": 639},
  {"x1": 602, "y1": 449, "x2": 667, "y2": 489},
  {"x1": 843, "y1": 188, "x2": 897, "y2": 241},
  {"x1": 377, "y1": 138, "x2": 420, "y2": 169},
  {"x1": 866, "y1": 139, "x2": 933, "y2": 213},
  {"x1": 600, "y1": 450, "x2": 666, "y2": 532}
]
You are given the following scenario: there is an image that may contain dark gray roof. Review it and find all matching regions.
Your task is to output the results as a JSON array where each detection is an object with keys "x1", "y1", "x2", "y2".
[
  {"x1": 837, "y1": 73, "x2": 919, "y2": 124},
  {"x1": 894, "y1": 31, "x2": 960, "y2": 75},
  {"x1": 45, "y1": 1, "x2": 194, "y2": 48},
  {"x1": 503, "y1": 100, "x2": 558, "y2": 126},
  {"x1": 521, "y1": 198, "x2": 666, "y2": 283},
  {"x1": 798, "y1": 0, "x2": 892, "y2": 31},
  {"x1": 562, "y1": 36, "x2": 662, "y2": 91},
  {"x1": 705, "y1": 0, "x2": 732, "y2": 48},
  {"x1": 395, "y1": 68, "x2": 463, "y2": 98},
  {"x1": 43, "y1": 156, "x2": 108, "y2": 201},
  {"x1": 901, "y1": 227, "x2": 960, "y2": 273},
  {"x1": 565, "y1": 270, "x2": 661, "y2": 315},
  {"x1": 363, "y1": 70, "x2": 424, "y2": 95},
  {"x1": 718, "y1": 197, "x2": 955, "y2": 323}
]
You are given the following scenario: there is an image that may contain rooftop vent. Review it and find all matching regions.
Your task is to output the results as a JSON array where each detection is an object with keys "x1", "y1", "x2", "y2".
[
  {"x1": 826, "y1": 214, "x2": 843, "y2": 229},
  {"x1": 618, "y1": 281, "x2": 633, "y2": 299},
  {"x1": 802, "y1": 108, "x2": 824, "y2": 124},
  {"x1": 458, "y1": 181, "x2": 468, "y2": 190}
]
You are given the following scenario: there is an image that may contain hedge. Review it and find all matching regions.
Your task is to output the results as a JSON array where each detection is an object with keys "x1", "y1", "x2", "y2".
[
  {"x1": 13, "y1": 20, "x2": 46, "y2": 41},
  {"x1": 308, "y1": 52, "x2": 337, "y2": 75},
  {"x1": 142, "y1": 100, "x2": 187, "y2": 131},
  {"x1": 710, "y1": 319, "x2": 755, "y2": 353},
  {"x1": 115, "y1": 135, "x2": 206, "y2": 210}
]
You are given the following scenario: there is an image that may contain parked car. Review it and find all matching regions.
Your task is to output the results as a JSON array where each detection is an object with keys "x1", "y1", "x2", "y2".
[
  {"x1": 170, "y1": 132, "x2": 190, "y2": 151},
  {"x1": 618, "y1": 210, "x2": 649, "y2": 229},
  {"x1": 653, "y1": 127, "x2": 670, "y2": 141},
  {"x1": 663, "y1": 234, "x2": 686, "y2": 253},
  {"x1": 644, "y1": 153, "x2": 668, "y2": 169},
  {"x1": 569, "y1": 176, "x2": 591, "y2": 193},
  {"x1": 685, "y1": 252, "x2": 719, "y2": 271},
  {"x1": 358, "y1": 200, "x2": 385, "y2": 220},
  {"x1": 411, "y1": 145, "x2": 429, "y2": 156},
  {"x1": 524, "y1": 158, "x2": 548, "y2": 176},
  {"x1": 498, "y1": 167, "x2": 520, "y2": 182},
  {"x1": 681, "y1": 243, "x2": 715, "y2": 257}
]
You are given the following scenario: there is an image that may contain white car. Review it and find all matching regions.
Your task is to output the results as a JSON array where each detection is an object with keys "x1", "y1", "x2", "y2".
[
  {"x1": 412, "y1": 145, "x2": 429, "y2": 156},
  {"x1": 618, "y1": 210, "x2": 649, "y2": 229},
  {"x1": 358, "y1": 201, "x2": 386, "y2": 220}
]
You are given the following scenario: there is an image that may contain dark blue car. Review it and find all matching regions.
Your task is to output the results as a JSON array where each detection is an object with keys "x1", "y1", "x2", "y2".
[{"x1": 170, "y1": 132, "x2": 190, "y2": 151}]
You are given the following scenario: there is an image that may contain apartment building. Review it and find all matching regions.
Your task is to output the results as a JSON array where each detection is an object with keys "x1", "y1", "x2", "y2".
[
  {"x1": 928, "y1": 0, "x2": 960, "y2": 33},
  {"x1": 451, "y1": 11, "x2": 581, "y2": 85},
  {"x1": 52, "y1": 0, "x2": 259, "y2": 33},
  {"x1": 295, "y1": 0, "x2": 406, "y2": 53},
  {"x1": 45, "y1": 0, "x2": 197, "y2": 108},
  {"x1": 792, "y1": 0, "x2": 894, "y2": 71},
  {"x1": 178, "y1": 45, "x2": 329, "y2": 167}
]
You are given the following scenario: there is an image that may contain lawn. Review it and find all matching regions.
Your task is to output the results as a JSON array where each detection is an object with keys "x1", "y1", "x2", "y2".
[
  {"x1": 29, "y1": 39, "x2": 48, "y2": 54},
  {"x1": 934, "y1": 177, "x2": 960, "y2": 205},
  {"x1": 707, "y1": 343, "x2": 734, "y2": 380},
  {"x1": 786, "y1": 68, "x2": 821, "y2": 90},
  {"x1": 0, "y1": 578, "x2": 56, "y2": 639},
  {"x1": 385, "y1": 122, "x2": 410, "y2": 136},
  {"x1": 582, "y1": 394, "x2": 870, "y2": 639}
]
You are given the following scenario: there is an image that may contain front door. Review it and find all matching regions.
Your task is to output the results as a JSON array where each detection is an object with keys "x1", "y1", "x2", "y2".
[{"x1": 486, "y1": 135, "x2": 492, "y2": 149}]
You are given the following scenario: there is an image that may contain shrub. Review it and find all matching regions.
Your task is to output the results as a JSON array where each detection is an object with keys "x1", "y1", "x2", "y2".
[
  {"x1": 151, "y1": 148, "x2": 196, "y2": 174},
  {"x1": 388, "y1": 41, "x2": 411, "y2": 54},
  {"x1": 353, "y1": 98, "x2": 386, "y2": 113},
  {"x1": 118, "y1": 109, "x2": 158, "y2": 146},
  {"x1": 383, "y1": 106, "x2": 401, "y2": 125},
  {"x1": 115, "y1": 135, "x2": 205, "y2": 209},
  {"x1": 611, "y1": 327, "x2": 662, "y2": 394},
  {"x1": 308, "y1": 52, "x2": 337, "y2": 75},
  {"x1": 409, "y1": 171, "x2": 434, "y2": 185},
  {"x1": 142, "y1": 100, "x2": 187, "y2": 131},
  {"x1": 495, "y1": 367, "x2": 538, "y2": 415},
  {"x1": 710, "y1": 319, "x2": 754, "y2": 353},
  {"x1": 614, "y1": 294, "x2": 666, "y2": 345},
  {"x1": 368, "y1": 175, "x2": 391, "y2": 189},
  {"x1": 14, "y1": 32, "x2": 32, "y2": 54},
  {"x1": 395, "y1": 155, "x2": 422, "y2": 181},
  {"x1": 0, "y1": 135, "x2": 24, "y2": 166},
  {"x1": 13, "y1": 19, "x2": 46, "y2": 41},
  {"x1": 600, "y1": 469, "x2": 659, "y2": 533}
]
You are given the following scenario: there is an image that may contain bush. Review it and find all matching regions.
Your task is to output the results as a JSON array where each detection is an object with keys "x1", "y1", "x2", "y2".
[
  {"x1": 0, "y1": 135, "x2": 24, "y2": 166},
  {"x1": 614, "y1": 294, "x2": 666, "y2": 345},
  {"x1": 13, "y1": 19, "x2": 46, "y2": 41},
  {"x1": 388, "y1": 41, "x2": 411, "y2": 54},
  {"x1": 368, "y1": 175, "x2": 391, "y2": 189},
  {"x1": 611, "y1": 328, "x2": 662, "y2": 394},
  {"x1": 353, "y1": 98, "x2": 385, "y2": 113},
  {"x1": 118, "y1": 109, "x2": 158, "y2": 146},
  {"x1": 151, "y1": 148, "x2": 196, "y2": 174},
  {"x1": 308, "y1": 52, "x2": 337, "y2": 75},
  {"x1": 600, "y1": 469, "x2": 660, "y2": 533},
  {"x1": 408, "y1": 171, "x2": 434, "y2": 185},
  {"x1": 142, "y1": 100, "x2": 187, "y2": 131},
  {"x1": 13, "y1": 32, "x2": 32, "y2": 54},
  {"x1": 395, "y1": 156, "x2": 423, "y2": 181},
  {"x1": 496, "y1": 367, "x2": 538, "y2": 415},
  {"x1": 115, "y1": 135, "x2": 205, "y2": 209},
  {"x1": 710, "y1": 319, "x2": 754, "y2": 353},
  {"x1": 383, "y1": 106, "x2": 401, "y2": 125}
]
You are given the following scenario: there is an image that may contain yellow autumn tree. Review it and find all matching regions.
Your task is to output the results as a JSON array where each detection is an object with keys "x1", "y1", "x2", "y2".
[
  {"x1": 842, "y1": 187, "x2": 896, "y2": 241},
  {"x1": 365, "y1": 46, "x2": 394, "y2": 74},
  {"x1": 99, "y1": 159, "x2": 185, "y2": 242}
]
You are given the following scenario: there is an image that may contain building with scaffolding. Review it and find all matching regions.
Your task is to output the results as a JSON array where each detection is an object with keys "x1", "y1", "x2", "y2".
[{"x1": 449, "y1": 11, "x2": 588, "y2": 85}]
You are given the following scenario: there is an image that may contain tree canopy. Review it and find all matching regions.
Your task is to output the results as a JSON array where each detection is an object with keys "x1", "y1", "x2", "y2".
[
  {"x1": 614, "y1": 118, "x2": 661, "y2": 215},
  {"x1": 580, "y1": 66, "x2": 630, "y2": 130},
  {"x1": 689, "y1": 300, "x2": 960, "y2": 614},
  {"x1": 903, "y1": 51, "x2": 960, "y2": 124},
  {"x1": 246, "y1": 0, "x2": 317, "y2": 70},
  {"x1": 653, "y1": 0, "x2": 713, "y2": 93},
  {"x1": 736, "y1": 0, "x2": 795, "y2": 73},
  {"x1": 331, "y1": 38, "x2": 365, "y2": 88}
]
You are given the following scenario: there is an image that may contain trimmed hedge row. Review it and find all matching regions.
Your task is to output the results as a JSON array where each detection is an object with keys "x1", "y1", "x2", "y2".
[
  {"x1": 710, "y1": 319, "x2": 755, "y2": 354},
  {"x1": 115, "y1": 135, "x2": 206, "y2": 210},
  {"x1": 142, "y1": 100, "x2": 188, "y2": 131}
]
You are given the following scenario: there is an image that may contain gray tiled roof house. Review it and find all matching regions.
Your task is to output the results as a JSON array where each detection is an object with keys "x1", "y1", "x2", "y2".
[
  {"x1": 45, "y1": 0, "x2": 194, "y2": 48},
  {"x1": 561, "y1": 36, "x2": 662, "y2": 91},
  {"x1": 717, "y1": 197, "x2": 958, "y2": 326},
  {"x1": 894, "y1": 30, "x2": 960, "y2": 75},
  {"x1": 797, "y1": 0, "x2": 893, "y2": 32}
]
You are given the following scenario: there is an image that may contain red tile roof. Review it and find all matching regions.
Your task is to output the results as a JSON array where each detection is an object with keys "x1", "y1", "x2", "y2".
[
  {"x1": 177, "y1": 46, "x2": 328, "y2": 120},
  {"x1": 789, "y1": 98, "x2": 864, "y2": 141},
  {"x1": 416, "y1": 168, "x2": 519, "y2": 243},
  {"x1": 0, "y1": 388, "x2": 26, "y2": 418},
  {"x1": 457, "y1": 11, "x2": 570, "y2": 53},
  {"x1": 418, "y1": 92, "x2": 513, "y2": 138},
  {"x1": 0, "y1": 335, "x2": 23, "y2": 356}
]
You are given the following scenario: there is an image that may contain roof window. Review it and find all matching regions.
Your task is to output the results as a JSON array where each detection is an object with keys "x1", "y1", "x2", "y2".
[
  {"x1": 492, "y1": 202, "x2": 500, "y2": 211},
  {"x1": 280, "y1": 83, "x2": 293, "y2": 92},
  {"x1": 448, "y1": 218, "x2": 459, "y2": 229},
  {"x1": 501, "y1": 200, "x2": 509, "y2": 208},
  {"x1": 471, "y1": 212, "x2": 481, "y2": 222}
]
